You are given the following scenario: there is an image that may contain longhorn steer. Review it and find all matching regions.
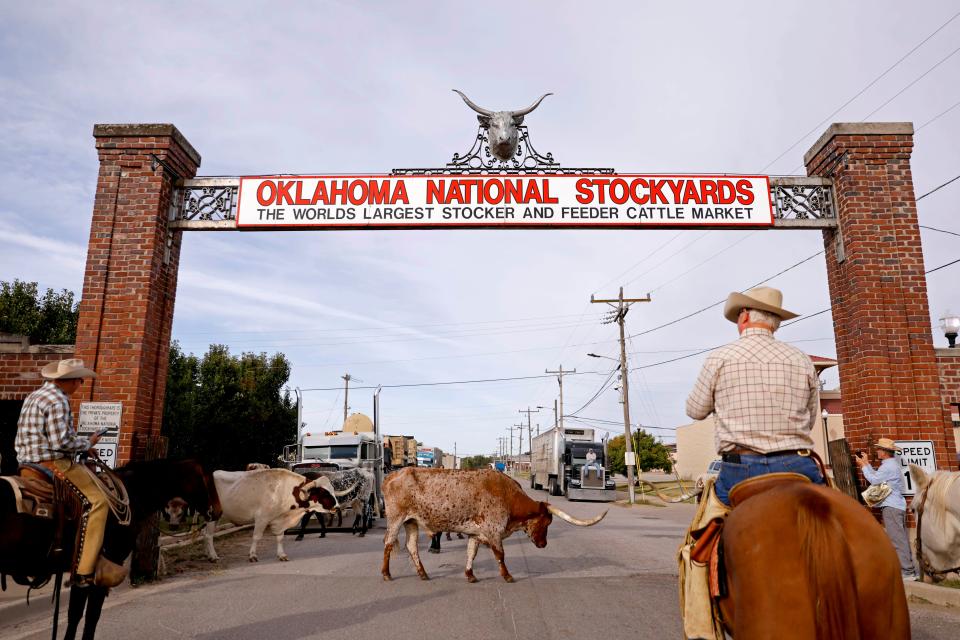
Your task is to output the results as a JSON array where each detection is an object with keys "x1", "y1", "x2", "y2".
[
  {"x1": 453, "y1": 90, "x2": 552, "y2": 162},
  {"x1": 204, "y1": 468, "x2": 339, "y2": 562},
  {"x1": 381, "y1": 467, "x2": 605, "y2": 583}
]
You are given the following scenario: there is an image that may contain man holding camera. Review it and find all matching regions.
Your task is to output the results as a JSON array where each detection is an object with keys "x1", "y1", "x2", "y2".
[{"x1": 856, "y1": 438, "x2": 917, "y2": 580}]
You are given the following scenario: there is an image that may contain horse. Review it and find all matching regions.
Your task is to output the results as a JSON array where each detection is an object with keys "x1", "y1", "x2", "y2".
[
  {"x1": 0, "y1": 458, "x2": 221, "y2": 640},
  {"x1": 715, "y1": 479, "x2": 909, "y2": 639},
  {"x1": 910, "y1": 464, "x2": 960, "y2": 580}
]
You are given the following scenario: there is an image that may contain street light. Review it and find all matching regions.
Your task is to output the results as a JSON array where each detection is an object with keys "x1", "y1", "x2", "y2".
[
  {"x1": 820, "y1": 409, "x2": 831, "y2": 465},
  {"x1": 940, "y1": 310, "x2": 960, "y2": 348}
]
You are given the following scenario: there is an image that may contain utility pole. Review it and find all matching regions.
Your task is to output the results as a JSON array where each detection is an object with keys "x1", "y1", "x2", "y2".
[
  {"x1": 545, "y1": 365, "x2": 576, "y2": 432},
  {"x1": 512, "y1": 423, "x2": 525, "y2": 470},
  {"x1": 454, "y1": 441, "x2": 457, "y2": 469},
  {"x1": 519, "y1": 408, "x2": 539, "y2": 469},
  {"x1": 341, "y1": 373, "x2": 351, "y2": 425},
  {"x1": 591, "y1": 287, "x2": 651, "y2": 504}
]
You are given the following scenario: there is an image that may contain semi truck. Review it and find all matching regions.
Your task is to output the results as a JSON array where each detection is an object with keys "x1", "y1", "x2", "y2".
[
  {"x1": 531, "y1": 426, "x2": 616, "y2": 501},
  {"x1": 416, "y1": 446, "x2": 444, "y2": 468}
]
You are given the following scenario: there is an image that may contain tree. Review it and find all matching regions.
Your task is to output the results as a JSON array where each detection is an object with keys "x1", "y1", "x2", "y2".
[
  {"x1": 0, "y1": 279, "x2": 79, "y2": 344},
  {"x1": 607, "y1": 430, "x2": 673, "y2": 475},
  {"x1": 161, "y1": 342, "x2": 297, "y2": 470},
  {"x1": 461, "y1": 455, "x2": 493, "y2": 470}
]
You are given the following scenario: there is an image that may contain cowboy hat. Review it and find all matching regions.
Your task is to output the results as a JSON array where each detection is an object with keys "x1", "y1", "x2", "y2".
[
  {"x1": 873, "y1": 438, "x2": 901, "y2": 453},
  {"x1": 41, "y1": 358, "x2": 97, "y2": 380},
  {"x1": 723, "y1": 286, "x2": 799, "y2": 323}
]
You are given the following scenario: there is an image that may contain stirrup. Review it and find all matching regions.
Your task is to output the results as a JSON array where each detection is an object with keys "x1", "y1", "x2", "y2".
[{"x1": 71, "y1": 573, "x2": 95, "y2": 588}]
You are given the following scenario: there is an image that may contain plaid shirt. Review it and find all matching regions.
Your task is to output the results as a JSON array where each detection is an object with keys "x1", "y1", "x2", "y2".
[
  {"x1": 686, "y1": 328, "x2": 818, "y2": 454},
  {"x1": 15, "y1": 381, "x2": 90, "y2": 462}
]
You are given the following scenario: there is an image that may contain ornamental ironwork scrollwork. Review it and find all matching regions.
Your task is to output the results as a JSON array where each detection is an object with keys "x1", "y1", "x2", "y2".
[
  {"x1": 770, "y1": 180, "x2": 837, "y2": 220},
  {"x1": 172, "y1": 183, "x2": 238, "y2": 221},
  {"x1": 392, "y1": 125, "x2": 614, "y2": 176}
]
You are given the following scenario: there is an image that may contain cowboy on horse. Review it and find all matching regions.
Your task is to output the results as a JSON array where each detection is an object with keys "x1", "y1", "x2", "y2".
[
  {"x1": 14, "y1": 358, "x2": 110, "y2": 588},
  {"x1": 679, "y1": 287, "x2": 828, "y2": 638}
]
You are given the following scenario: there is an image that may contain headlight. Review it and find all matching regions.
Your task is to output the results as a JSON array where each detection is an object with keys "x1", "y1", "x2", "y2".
[{"x1": 570, "y1": 479, "x2": 581, "y2": 486}]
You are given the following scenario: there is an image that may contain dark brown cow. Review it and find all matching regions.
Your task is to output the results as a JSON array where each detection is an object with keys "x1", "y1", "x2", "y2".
[{"x1": 381, "y1": 467, "x2": 605, "y2": 583}]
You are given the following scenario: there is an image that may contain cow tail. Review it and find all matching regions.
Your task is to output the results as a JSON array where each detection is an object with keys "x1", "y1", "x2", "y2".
[{"x1": 795, "y1": 488, "x2": 860, "y2": 640}]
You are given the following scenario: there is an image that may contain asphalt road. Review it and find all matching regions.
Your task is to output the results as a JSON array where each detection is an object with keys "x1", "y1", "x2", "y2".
[{"x1": 2, "y1": 484, "x2": 959, "y2": 639}]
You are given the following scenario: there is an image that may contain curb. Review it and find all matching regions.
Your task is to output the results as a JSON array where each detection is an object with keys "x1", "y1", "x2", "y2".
[{"x1": 905, "y1": 581, "x2": 960, "y2": 608}]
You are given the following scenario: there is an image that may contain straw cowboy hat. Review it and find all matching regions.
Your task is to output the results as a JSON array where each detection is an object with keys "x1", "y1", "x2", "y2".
[
  {"x1": 873, "y1": 438, "x2": 901, "y2": 453},
  {"x1": 41, "y1": 358, "x2": 97, "y2": 380},
  {"x1": 723, "y1": 286, "x2": 799, "y2": 323}
]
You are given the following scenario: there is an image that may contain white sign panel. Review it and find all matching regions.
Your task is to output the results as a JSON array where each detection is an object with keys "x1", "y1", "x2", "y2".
[
  {"x1": 624, "y1": 452, "x2": 637, "y2": 466},
  {"x1": 895, "y1": 440, "x2": 937, "y2": 496},
  {"x1": 236, "y1": 174, "x2": 774, "y2": 229},
  {"x1": 79, "y1": 402, "x2": 122, "y2": 469}
]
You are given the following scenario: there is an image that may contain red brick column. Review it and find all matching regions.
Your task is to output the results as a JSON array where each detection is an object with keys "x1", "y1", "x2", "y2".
[
  {"x1": 74, "y1": 124, "x2": 200, "y2": 464},
  {"x1": 805, "y1": 123, "x2": 958, "y2": 473}
]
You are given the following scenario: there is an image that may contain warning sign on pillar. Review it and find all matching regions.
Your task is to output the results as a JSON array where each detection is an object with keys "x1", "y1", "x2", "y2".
[
  {"x1": 894, "y1": 440, "x2": 936, "y2": 496},
  {"x1": 79, "y1": 402, "x2": 121, "y2": 469}
]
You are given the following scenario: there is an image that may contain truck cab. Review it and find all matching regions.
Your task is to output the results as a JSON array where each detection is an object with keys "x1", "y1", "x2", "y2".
[{"x1": 531, "y1": 427, "x2": 617, "y2": 501}]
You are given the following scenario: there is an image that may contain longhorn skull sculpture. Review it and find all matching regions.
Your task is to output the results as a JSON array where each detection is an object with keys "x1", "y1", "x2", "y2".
[{"x1": 453, "y1": 90, "x2": 553, "y2": 162}]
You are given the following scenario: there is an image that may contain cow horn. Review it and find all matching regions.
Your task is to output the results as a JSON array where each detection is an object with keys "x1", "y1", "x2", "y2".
[
  {"x1": 510, "y1": 93, "x2": 553, "y2": 117},
  {"x1": 333, "y1": 481, "x2": 359, "y2": 497},
  {"x1": 546, "y1": 504, "x2": 607, "y2": 527},
  {"x1": 453, "y1": 89, "x2": 493, "y2": 116}
]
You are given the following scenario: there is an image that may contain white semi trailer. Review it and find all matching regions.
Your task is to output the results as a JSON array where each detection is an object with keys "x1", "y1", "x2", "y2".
[{"x1": 531, "y1": 426, "x2": 616, "y2": 501}]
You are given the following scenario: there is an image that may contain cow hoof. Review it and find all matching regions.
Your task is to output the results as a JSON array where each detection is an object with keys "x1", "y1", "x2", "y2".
[
  {"x1": 207, "y1": 555, "x2": 220, "y2": 563},
  {"x1": 382, "y1": 574, "x2": 392, "y2": 582},
  {"x1": 278, "y1": 555, "x2": 289, "y2": 562},
  {"x1": 249, "y1": 555, "x2": 258, "y2": 563},
  {"x1": 418, "y1": 574, "x2": 430, "y2": 581},
  {"x1": 465, "y1": 574, "x2": 478, "y2": 584},
  {"x1": 358, "y1": 532, "x2": 366, "y2": 538},
  {"x1": 319, "y1": 533, "x2": 326, "y2": 538},
  {"x1": 427, "y1": 548, "x2": 439, "y2": 554},
  {"x1": 503, "y1": 575, "x2": 515, "y2": 583},
  {"x1": 294, "y1": 535, "x2": 304, "y2": 542}
]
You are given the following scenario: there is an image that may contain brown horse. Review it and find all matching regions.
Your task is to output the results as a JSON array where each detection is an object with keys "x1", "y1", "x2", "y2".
[
  {"x1": 0, "y1": 458, "x2": 221, "y2": 640},
  {"x1": 717, "y1": 481, "x2": 909, "y2": 639}
]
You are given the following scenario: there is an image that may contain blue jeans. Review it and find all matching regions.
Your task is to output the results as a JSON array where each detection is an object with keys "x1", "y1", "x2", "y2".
[{"x1": 714, "y1": 453, "x2": 824, "y2": 505}]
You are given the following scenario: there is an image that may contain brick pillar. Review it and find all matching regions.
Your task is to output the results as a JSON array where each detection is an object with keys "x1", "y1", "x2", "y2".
[
  {"x1": 74, "y1": 124, "x2": 200, "y2": 465},
  {"x1": 805, "y1": 122, "x2": 957, "y2": 473}
]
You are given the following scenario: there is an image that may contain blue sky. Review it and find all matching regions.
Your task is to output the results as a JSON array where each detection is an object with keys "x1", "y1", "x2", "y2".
[{"x1": 2, "y1": 2, "x2": 959, "y2": 456}]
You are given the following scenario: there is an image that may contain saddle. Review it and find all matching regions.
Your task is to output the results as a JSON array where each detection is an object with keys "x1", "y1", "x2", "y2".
[
  {"x1": 691, "y1": 472, "x2": 811, "y2": 597},
  {"x1": 2, "y1": 464, "x2": 60, "y2": 518}
]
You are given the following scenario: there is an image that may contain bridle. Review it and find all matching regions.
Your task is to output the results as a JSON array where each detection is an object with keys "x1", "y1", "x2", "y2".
[{"x1": 914, "y1": 473, "x2": 960, "y2": 580}]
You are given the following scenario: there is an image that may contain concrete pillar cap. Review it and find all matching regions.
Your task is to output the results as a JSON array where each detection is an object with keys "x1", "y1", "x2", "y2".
[{"x1": 803, "y1": 122, "x2": 913, "y2": 167}]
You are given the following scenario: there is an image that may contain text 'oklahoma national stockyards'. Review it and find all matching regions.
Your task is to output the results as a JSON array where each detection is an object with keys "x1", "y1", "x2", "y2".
[{"x1": 237, "y1": 174, "x2": 774, "y2": 229}]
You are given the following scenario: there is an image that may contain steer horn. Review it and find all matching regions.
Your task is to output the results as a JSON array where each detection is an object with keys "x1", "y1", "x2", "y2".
[
  {"x1": 510, "y1": 93, "x2": 553, "y2": 117},
  {"x1": 453, "y1": 89, "x2": 493, "y2": 116},
  {"x1": 333, "y1": 481, "x2": 360, "y2": 497},
  {"x1": 546, "y1": 505, "x2": 607, "y2": 527}
]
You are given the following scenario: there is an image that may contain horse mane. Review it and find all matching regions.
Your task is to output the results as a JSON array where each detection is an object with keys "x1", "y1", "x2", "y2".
[{"x1": 925, "y1": 471, "x2": 960, "y2": 528}]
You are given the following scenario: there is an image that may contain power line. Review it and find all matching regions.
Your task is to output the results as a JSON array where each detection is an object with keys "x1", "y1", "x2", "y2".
[
  {"x1": 759, "y1": 10, "x2": 960, "y2": 173},
  {"x1": 917, "y1": 97, "x2": 960, "y2": 132},
  {"x1": 920, "y1": 224, "x2": 960, "y2": 238},
  {"x1": 780, "y1": 254, "x2": 960, "y2": 329},
  {"x1": 629, "y1": 250, "x2": 824, "y2": 339},
  {"x1": 917, "y1": 173, "x2": 960, "y2": 201},
  {"x1": 300, "y1": 370, "x2": 603, "y2": 392},
  {"x1": 649, "y1": 232, "x2": 758, "y2": 293},
  {"x1": 861, "y1": 44, "x2": 960, "y2": 120}
]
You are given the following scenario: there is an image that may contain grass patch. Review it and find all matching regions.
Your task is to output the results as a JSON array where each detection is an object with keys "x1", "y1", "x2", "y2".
[{"x1": 937, "y1": 579, "x2": 960, "y2": 590}]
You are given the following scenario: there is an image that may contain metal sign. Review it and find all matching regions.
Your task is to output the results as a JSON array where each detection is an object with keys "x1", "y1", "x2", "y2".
[
  {"x1": 895, "y1": 439, "x2": 937, "y2": 496},
  {"x1": 235, "y1": 174, "x2": 773, "y2": 230},
  {"x1": 78, "y1": 402, "x2": 122, "y2": 469}
]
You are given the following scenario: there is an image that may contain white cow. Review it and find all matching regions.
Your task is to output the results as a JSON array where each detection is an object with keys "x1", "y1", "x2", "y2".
[{"x1": 205, "y1": 468, "x2": 342, "y2": 562}]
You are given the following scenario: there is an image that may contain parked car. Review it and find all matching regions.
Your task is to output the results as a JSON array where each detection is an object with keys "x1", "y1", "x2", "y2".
[{"x1": 695, "y1": 459, "x2": 722, "y2": 501}]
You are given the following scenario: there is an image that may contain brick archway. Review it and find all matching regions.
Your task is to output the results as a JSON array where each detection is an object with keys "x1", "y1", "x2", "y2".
[{"x1": 72, "y1": 122, "x2": 957, "y2": 472}]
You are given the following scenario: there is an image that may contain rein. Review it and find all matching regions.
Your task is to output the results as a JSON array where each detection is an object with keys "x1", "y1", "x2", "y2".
[{"x1": 914, "y1": 474, "x2": 960, "y2": 580}]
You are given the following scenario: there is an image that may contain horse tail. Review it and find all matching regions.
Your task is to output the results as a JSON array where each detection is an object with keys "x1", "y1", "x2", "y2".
[{"x1": 796, "y1": 487, "x2": 860, "y2": 639}]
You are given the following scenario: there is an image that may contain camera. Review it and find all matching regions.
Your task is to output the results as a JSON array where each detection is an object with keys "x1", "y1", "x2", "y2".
[{"x1": 855, "y1": 450, "x2": 863, "y2": 457}]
